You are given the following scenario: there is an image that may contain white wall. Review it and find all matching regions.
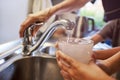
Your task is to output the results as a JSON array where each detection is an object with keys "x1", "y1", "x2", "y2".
[{"x1": 0, "y1": 0, "x2": 32, "y2": 44}]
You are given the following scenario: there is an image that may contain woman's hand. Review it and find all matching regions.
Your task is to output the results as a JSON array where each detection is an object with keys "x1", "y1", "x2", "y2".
[
  {"x1": 19, "y1": 8, "x2": 52, "y2": 37},
  {"x1": 56, "y1": 50, "x2": 114, "y2": 80}
]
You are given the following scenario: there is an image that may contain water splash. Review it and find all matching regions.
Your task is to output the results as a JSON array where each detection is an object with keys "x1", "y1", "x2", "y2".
[{"x1": 66, "y1": 30, "x2": 72, "y2": 43}]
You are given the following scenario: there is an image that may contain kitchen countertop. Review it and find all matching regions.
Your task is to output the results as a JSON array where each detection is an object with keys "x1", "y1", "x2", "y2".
[
  {"x1": 0, "y1": 39, "x2": 112, "y2": 59},
  {"x1": 0, "y1": 39, "x2": 22, "y2": 53}
]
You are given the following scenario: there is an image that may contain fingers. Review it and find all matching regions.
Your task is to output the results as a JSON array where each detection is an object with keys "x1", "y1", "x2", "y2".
[
  {"x1": 60, "y1": 70, "x2": 72, "y2": 80},
  {"x1": 56, "y1": 51, "x2": 81, "y2": 80},
  {"x1": 19, "y1": 15, "x2": 36, "y2": 37},
  {"x1": 56, "y1": 51, "x2": 73, "y2": 80},
  {"x1": 57, "y1": 56, "x2": 71, "y2": 72},
  {"x1": 19, "y1": 8, "x2": 51, "y2": 37},
  {"x1": 56, "y1": 51, "x2": 72, "y2": 70},
  {"x1": 19, "y1": 7, "x2": 52, "y2": 38},
  {"x1": 56, "y1": 50, "x2": 76, "y2": 67},
  {"x1": 32, "y1": 25, "x2": 41, "y2": 36},
  {"x1": 55, "y1": 42, "x2": 59, "y2": 49},
  {"x1": 19, "y1": 13, "x2": 43, "y2": 37},
  {"x1": 56, "y1": 51, "x2": 76, "y2": 75}
]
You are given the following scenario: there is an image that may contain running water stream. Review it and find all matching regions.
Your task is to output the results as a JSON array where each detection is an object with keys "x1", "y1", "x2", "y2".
[
  {"x1": 66, "y1": 30, "x2": 73, "y2": 43},
  {"x1": 65, "y1": 22, "x2": 75, "y2": 43}
]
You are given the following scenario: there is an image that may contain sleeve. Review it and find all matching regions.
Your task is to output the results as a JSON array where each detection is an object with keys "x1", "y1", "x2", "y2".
[
  {"x1": 91, "y1": 0, "x2": 96, "y2": 4},
  {"x1": 98, "y1": 22, "x2": 113, "y2": 39}
]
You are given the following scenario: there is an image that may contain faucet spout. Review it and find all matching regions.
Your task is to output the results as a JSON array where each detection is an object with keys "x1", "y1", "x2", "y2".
[{"x1": 22, "y1": 19, "x2": 75, "y2": 56}]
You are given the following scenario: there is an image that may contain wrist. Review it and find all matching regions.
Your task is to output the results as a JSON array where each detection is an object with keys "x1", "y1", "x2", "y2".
[{"x1": 46, "y1": 7, "x2": 54, "y2": 19}]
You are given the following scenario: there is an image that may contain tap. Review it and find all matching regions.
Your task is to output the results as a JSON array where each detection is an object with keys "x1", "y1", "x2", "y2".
[{"x1": 22, "y1": 19, "x2": 75, "y2": 56}]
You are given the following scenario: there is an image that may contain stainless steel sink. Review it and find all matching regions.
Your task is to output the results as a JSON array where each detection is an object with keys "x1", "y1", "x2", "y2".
[
  {"x1": 0, "y1": 55, "x2": 63, "y2": 80},
  {"x1": 0, "y1": 39, "x2": 63, "y2": 80},
  {"x1": 0, "y1": 19, "x2": 74, "y2": 80}
]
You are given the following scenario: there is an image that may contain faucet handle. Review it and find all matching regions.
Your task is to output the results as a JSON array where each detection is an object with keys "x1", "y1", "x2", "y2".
[
  {"x1": 22, "y1": 22, "x2": 44, "y2": 56},
  {"x1": 22, "y1": 19, "x2": 75, "y2": 56},
  {"x1": 66, "y1": 21, "x2": 75, "y2": 30},
  {"x1": 23, "y1": 22, "x2": 44, "y2": 44}
]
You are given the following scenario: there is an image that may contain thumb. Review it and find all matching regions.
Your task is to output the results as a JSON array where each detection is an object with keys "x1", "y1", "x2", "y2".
[{"x1": 55, "y1": 42, "x2": 59, "y2": 49}]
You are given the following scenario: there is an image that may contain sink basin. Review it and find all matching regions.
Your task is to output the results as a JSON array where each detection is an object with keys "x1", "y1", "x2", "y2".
[{"x1": 0, "y1": 55, "x2": 63, "y2": 80}]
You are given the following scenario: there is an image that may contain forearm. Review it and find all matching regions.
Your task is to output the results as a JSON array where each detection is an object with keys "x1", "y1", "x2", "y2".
[
  {"x1": 98, "y1": 51, "x2": 120, "y2": 75},
  {"x1": 49, "y1": 0, "x2": 90, "y2": 16},
  {"x1": 91, "y1": 34, "x2": 104, "y2": 45},
  {"x1": 93, "y1": 46, "x2": 120, "y2": 60}
]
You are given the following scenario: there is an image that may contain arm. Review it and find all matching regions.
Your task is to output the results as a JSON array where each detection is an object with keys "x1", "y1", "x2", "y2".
[
  {"x1": 90, "y1": 21, "x2": 114, "y2": 46},
  {"x1": 51, "y1": 0, "x2": 90, "y2": 15},
  {"x1": 19, "y1": 0, "x2": 90, "y2": 37},
  {"x1": 91, "y1": 34, "x2": 104, "y2": 45},
  {"x1": 93, "y1": 47, "x2": 120, "y2": 60},
  {"x1": 90, "y1": 33, "x2": 120, "y2": 60},
  {"x1": 97, "y1": 51, "x2": 120, "y2": 75}
]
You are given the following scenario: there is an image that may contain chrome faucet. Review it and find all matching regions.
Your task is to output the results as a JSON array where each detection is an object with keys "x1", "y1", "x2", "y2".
[{"x1": 22, "y1": 19, "x2": 75, "y2": 56}]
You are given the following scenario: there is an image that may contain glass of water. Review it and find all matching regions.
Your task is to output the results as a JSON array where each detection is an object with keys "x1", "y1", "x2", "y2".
[{"x1": 58, "y1": 37, "x2": 93, "y2": 64}]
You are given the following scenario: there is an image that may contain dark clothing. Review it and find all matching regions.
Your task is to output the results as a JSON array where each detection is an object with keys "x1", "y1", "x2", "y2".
[
  {"x1": 91, "y1": 0, "x2": 120, "y2": 22},
  {"x1": 102, "y1": 0, "x2": 120, "y2": 22},
  {"x1": 99, "y1": 1, "x2": 120, "y2": 80},
  {"x1": 98, "y1": 18, "x2": 120, "y2": 47}
]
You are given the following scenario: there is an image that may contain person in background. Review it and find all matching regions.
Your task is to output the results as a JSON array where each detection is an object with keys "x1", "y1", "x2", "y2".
[
  {"x1": 90, "y1": 18, "x2": 120, "y2": 79},
  {"x1": 91, "y1": 19, "x2": 120, "y2": 60},
  {"x1": 19, "y1": 0, "x2": 120, "y2": 80}
]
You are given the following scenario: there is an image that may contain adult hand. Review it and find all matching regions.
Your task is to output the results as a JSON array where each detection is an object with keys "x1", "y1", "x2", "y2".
[
  {"x1": 56, "y1": 50, "x2": 114, "y2": 80},
  {"x1": 19, "y1": 8, "x2": 52, "y2": 37}
]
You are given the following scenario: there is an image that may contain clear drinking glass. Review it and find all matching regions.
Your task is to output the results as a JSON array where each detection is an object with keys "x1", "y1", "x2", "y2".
[{"x1": 58, "y1": 37, "x2": 93, "y2": 64}]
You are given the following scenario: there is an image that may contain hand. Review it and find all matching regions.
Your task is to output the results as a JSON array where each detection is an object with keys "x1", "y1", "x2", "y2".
[
  {"x1": 56, "y1": 50, "x2": 114, "y2": 80},
  {"x1": 19, "y1": 8, "x2": 51, "y2": 37}
]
